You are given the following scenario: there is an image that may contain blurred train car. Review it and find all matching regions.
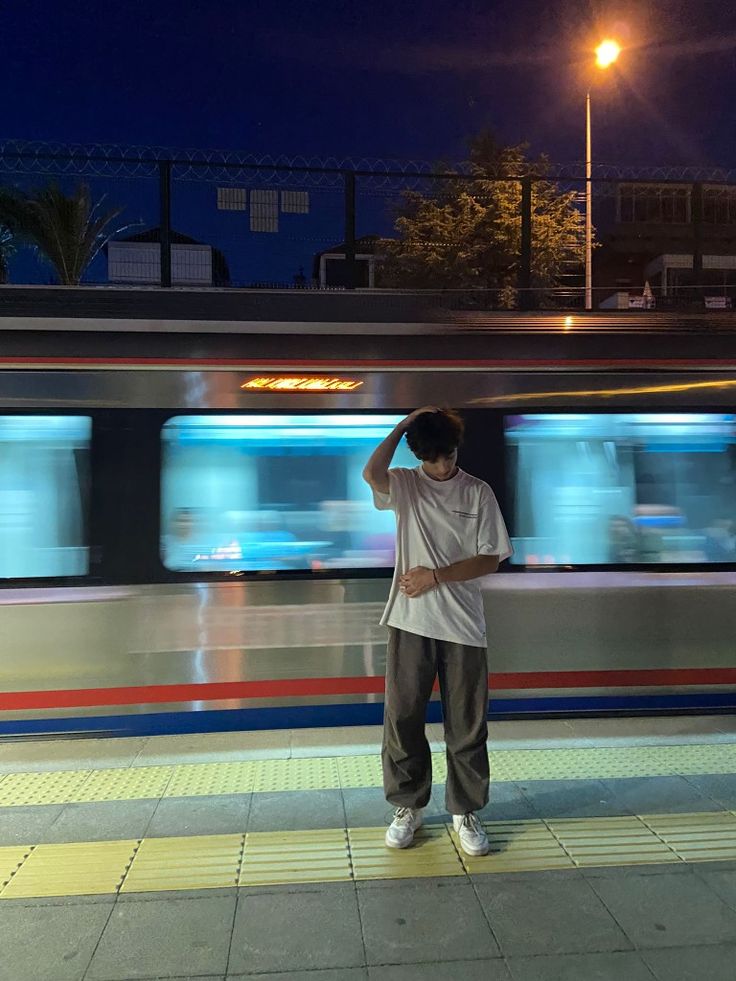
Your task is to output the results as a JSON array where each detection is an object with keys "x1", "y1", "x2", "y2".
[{"x1": 1, "y1": 289, "x2": 736, "y2": 737}]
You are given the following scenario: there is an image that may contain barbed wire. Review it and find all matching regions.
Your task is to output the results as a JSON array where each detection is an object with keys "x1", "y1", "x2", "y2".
[{"x1": 1, "y1": 139, "x2": 734, "y2": 186}]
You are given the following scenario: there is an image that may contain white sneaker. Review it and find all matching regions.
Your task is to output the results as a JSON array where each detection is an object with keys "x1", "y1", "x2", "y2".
[
  {"x1": 385, "y1": 807, "x2": 423, "y2": 849},
  {"x1": 452, "y1": 813, "x2": 490, "y2": 856}
]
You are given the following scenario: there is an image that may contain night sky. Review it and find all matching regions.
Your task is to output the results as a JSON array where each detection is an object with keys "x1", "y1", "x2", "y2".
[{"x1": 4, "y1": 0, "x2": 736, "y2": 168}]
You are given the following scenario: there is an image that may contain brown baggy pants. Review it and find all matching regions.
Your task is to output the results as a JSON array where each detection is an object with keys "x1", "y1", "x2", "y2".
[{"x1": 381, "y1": 626, "x2": 490, "y2": 814}]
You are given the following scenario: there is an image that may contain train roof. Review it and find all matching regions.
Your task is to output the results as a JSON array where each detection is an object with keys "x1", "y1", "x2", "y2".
[
  {"x1": 1, "y1": 286, "x2": 736, "y2": 367},
  {"x1": 1, "y1": 285, "x2": 736, "y2": 336}
]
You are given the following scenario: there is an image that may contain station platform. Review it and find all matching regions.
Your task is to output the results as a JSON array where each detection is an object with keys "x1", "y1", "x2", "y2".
[{"x1": 2, "y1": 716, "x2": 736, "y2": 980}]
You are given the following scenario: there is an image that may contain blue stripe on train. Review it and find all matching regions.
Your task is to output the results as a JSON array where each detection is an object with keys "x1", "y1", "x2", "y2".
[{"x1": 1, "y1": 691, "x2": 736, "y2": 737}]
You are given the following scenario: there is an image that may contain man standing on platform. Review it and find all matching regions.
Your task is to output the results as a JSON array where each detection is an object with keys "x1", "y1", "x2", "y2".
[{"x1": 362, "y1": 406, "x2": 512, "y2": 857}]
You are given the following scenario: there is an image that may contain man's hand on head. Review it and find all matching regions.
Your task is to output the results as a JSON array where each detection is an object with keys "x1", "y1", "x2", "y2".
[
  {"x1": 399, "y1": 566, "x2": 436, "y2": 598},
  {"x1": 400, "y1": 406, "x2": 439, "y2": 431}
]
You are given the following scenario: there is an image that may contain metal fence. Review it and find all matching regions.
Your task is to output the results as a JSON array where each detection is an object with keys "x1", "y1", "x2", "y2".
[{"x1": 1, "y1": 139, "x2": 735, "y2": 310}]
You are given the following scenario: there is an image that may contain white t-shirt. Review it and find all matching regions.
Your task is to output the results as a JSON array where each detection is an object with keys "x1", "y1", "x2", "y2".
[{"x1": 372, "y1": 466, "x2": 512, "y2": 647}]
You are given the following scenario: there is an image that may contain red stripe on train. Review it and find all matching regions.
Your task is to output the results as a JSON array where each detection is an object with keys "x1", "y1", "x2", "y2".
[
  {"x1": 1, "y1": 357, "x2": 735, "y2": 368},
  {"x1": 2, "y1": 668, "x2": 736, "y2": 711}
]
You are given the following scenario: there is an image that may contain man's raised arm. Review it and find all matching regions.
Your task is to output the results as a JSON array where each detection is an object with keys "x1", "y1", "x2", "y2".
[{"x1": 362, "y1": 406, "x2": 436, "y2": 494}]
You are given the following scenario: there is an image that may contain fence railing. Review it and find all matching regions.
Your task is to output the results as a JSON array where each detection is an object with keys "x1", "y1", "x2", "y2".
[{"x1": 1, "y1": 140, "x2": 735, "y2": 311}]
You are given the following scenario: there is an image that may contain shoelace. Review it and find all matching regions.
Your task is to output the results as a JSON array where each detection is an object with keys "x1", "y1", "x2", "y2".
[
  {"x1": 460, "y1": 813, "x2": 484, "y2": 835},
  {"x1": 393, "y1": 807, "x2": 415, "y2": 825}
]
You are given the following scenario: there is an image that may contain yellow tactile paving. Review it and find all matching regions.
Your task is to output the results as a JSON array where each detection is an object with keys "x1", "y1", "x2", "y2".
[
  {"x1": 0, "y1": 845, "x2": 33, "y2": 889},
  {"x1": 348, "y1": 825, "x2": 465, "y2": 880},
  {"x1": 336, "y1": 754, "x2": 384, "y2": 789},
  {"x1": 2, "y1": 811, "x2": 736, "y2": 899},
  {"x1": 74, "y1": 766, "x2": 174, "y2": 803},
  {"x1": 455, "y1": 819, "x2": 574, "y2": 875},
  {"x1": 432, "y1": 755, "x2": 449, "y2": 783},
  {"x1": 491, "y1": 747, "x2": 674, "y2": 782},
  {"x1": 673, "y1": 745, "x2": 736, "y2": 776},
  {"x1": 250, "y1": 756, "x2": 340, "y2": 794},
  {"x1": 338, "y1": 754, "x2": 449, "y2": 790},
  {"x1": 547, "y1": 816, "x2": 681, "y2": 868},
  {"x1": 1, "y1": 840, "x2": 139, "y2": 899},
  {"x1": 0, "y1": 741, "x2": 735, "y2": 807},
  {"x1": 0, "y1": 769, "x2": 92, "y2": 807},
  {"x1": 122, "y1": 834, "x2": 243, "y2": 892},
  {"x1": 164, "y1": 762, "x2": 254, "y2": 798},
  {"x1": 641, "y1": 811, "x2": 736, "y2": 862},
  {"x1": 240, "y1": 829, "x2": 351, "y2": 885}
]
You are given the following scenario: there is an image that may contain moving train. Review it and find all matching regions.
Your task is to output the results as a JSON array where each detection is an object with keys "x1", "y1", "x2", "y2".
[{"x1": 1, "y1": 288, "x2": 736, "y2": 737}]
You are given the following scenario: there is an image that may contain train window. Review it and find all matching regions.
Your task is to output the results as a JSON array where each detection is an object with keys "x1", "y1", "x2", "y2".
[
  {"x1": 0, "y1": 416, "x2": 92, "y2": 579},
  {"x1": 505, "y1": 413, "x2": 736, "y2": 565},
  {"x1": 160, "y1": 414, "x2": 417, "y2": 572}
]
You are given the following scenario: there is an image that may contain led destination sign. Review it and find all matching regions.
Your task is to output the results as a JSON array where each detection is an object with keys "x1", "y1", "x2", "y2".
[{"x1": 242, "y1": 376, "x2": 364, "y2": 392}]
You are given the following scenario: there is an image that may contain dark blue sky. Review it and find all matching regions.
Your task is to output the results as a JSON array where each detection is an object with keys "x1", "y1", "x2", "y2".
[{"x1": 4, "y1": 0, "x2": 736, "y2": 168}]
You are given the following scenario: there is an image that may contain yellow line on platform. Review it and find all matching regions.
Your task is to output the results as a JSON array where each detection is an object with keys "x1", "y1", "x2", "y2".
[
  {"x1": 3, "y1": 810, "x2": 736, "y2": 900},
  {"x1": 0, "y1": 742, "x2": 734, "y2": 808}
]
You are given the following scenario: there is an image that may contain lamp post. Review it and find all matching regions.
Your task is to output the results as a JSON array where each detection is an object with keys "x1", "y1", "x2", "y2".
[{"x1": 586, "y1": 38, "x2": 621, "y2": 310}]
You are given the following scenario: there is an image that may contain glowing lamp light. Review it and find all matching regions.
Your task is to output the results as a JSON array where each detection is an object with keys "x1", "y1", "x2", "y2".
[
  {"x1": 595, "y1": 39, "x2": 621, "y2": 69},
  {"x1": 242, "y1": 376, "x2": 364, "y2": 392}
]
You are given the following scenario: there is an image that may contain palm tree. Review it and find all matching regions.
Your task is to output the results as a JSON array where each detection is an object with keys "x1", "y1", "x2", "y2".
[
  {"x1": 0, "y1": 182, "x2": 132, "y2": 285},
  {"x1": 0, "y1": 225, "x2": 13, "y2": 284}
]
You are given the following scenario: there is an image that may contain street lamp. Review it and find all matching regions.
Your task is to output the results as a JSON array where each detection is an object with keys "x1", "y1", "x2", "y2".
[{"x1": 586, "y1": 39, "x2": 621, "y2": 310}]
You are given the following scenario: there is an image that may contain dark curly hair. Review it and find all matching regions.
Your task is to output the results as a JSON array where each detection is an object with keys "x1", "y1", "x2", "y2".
[{"x1": 405, "y1": 408, "x2": 464, "y2": 462}]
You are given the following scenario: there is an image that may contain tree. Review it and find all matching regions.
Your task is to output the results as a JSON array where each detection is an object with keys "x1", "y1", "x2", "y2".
[
  {"x1": 0, "y1": 182, "x2": 132, "y2": 285},
  {"x1": 379, "y1": 134, "x2": 584, "y2": 307}
]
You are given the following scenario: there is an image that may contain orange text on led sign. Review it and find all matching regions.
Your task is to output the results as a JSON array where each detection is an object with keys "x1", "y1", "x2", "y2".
[{"x1": 242, "y1": 376, "x2": 364, "y2": 392}]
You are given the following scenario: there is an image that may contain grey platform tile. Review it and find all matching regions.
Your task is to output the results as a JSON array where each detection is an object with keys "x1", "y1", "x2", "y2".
[
  {"x1": 475, "y1": 783, "x2": 538, "y2": 823},
  {"x1": 641, "y1": 944, "x2": 736, "y2": 981},
  {"x1": 342, "y1": 788, "x2": 394, "y2": 829},
  {"x1": 343, "y1": 787, "x2": 443, "y2": 829},
  {"x1": 229, "y1": 972, "x2": 367, "y2": 980},
  {"x1": 358, "y1": 879, "x2": 499, "y2": 966},
  {"x1": 519, "y1": 780, "x2": 630, "y2": 819},
  {"x1": 600, "y1": 776, "x2": 725, "y2": 814},
  {"x1": 564, "y1": 715, "x2": 728, "y2": 744},
  {"x1": 489, "y1": 718, "x2": 576, "y2": 748},
  {"x1": 696, "y1": 869, "x2": 736, "y2": 911},
  {"x1": 369, "y1": 960, "x2": 512, "y2": 980},
  {"x1": 683, "y1": 773, "x2": 736, "y2": 808},
  {"x1": 0, "y1": 803, "x2": 64, "y2": 845},
  {"x1": 0, "y1": 736, "x2": 147, "y2": 773},
  {"x1": 0, "y1": 901, "x2": 112, "y2": 980},
  {"x1": 1, "y1": 892, "x2": 117, "y2": 907},
  {"x1": 117, "y1": 887, "x2": 238, "y2": 904},
  {"x1": 474, "y1": 872, "x2": 631, "y2": 957},
  {"x1": 228, "y1": 887, "x2": 365, "y2": 974},
  {"x1": 86, "y1": 895, "x2": 235, "y2": 980},
  {"x1": 147, "y1": 794, "x2": 251, "y2": 838},
  {"x1": 135, "y1": 729, "x2": 290, "y2": 765},
  {"x1": 239, "y1": 881, "x2": 357, "y2": 898},
  {"x1": 290, "y1": 724, "x2": 383, "y2": 757},
  {"x1": 689, "y1": 859, "x2": 736, "y2": 874},
  {"x1": 40, "y1": 799, "x2": 158, "y2": 843},
  {"x1": 430, "y1": 781, "x2": 535, "y2": 823},
  {"x1": 355, "y1": 875, "x2": 471, "y2": 892},
  {"x1": 580, "y1": 860, "x2": 694, "y2": 880},
  {"x1": 247, "y1": 789, "x2": 345, "y2": 832},
  {"x1": 589, "y1": 872, "x2": 736, "y2": 948},
  {"x1": 506, "y1": 951, "x2": 655, "y2": 981}
]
